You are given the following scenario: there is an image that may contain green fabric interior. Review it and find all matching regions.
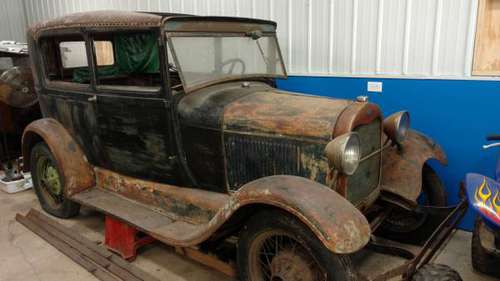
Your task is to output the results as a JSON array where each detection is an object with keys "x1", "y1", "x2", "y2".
[{"x1": 73, "y1": 33, "x2": 159, "y2": 83}]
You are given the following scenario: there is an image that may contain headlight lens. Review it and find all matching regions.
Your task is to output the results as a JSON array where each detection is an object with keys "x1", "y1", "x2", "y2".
[
  {"x1": 325, "y1": 133, "x2": 361, "y2": 176},
  {"x1": 383, "y1": 111, "x2": 410, "y2": 144}
]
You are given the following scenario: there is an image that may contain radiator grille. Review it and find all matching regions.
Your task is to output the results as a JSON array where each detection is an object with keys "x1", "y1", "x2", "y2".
[
  {"x1": 346, "y1": 119, "x2": 382, "y2": 204},
  {"x1": 225, "y1": 135, "x2": 300, "y2": 191}
]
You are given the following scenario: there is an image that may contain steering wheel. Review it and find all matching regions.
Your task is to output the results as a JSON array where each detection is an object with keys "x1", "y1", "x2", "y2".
[{"x1": 220, "y1": 58, "x2": 246, "y2": 75}]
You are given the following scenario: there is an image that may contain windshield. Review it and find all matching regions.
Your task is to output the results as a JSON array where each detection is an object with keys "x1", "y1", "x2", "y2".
[{"x1": 168, "y1": 34, "x2": 286, "y2": 92}]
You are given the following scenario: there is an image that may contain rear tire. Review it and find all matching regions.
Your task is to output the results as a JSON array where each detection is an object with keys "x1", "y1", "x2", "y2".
[
  {"x1": 30, "y1": 142, "x2": 80, "y2": 218},
  {"x1": 378, "y1": 164, "x2": 447, "y2": 244},
  {"x1": 471, "y1": 217, "x2": 500, "y2": 278},
  {"x1": 411, "y1": 264, "x2": 462, "y2": 281},
  {"x1": 237, "y1": 209, "x2": 356, "y2": 281}
]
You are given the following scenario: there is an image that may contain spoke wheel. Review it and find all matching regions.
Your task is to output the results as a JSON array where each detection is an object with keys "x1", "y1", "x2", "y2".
[
  {"x1": 248, "y1": 231, "x2": 326, "y2": 281},
  {"x1": 238, "y1": 209, "x2": 355, "y2": 281}
]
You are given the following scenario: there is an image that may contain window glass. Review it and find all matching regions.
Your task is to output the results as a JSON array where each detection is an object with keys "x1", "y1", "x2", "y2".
[
  {"x1": 41, "y1": 35, "x2": 89, "y2": 84},
  {"x1": 92, "y1": 32, "x2": 161, "y2": 92},
  {"x1": 168, "y1": 35, "x2": 285, "y2": 91},
  {"x1": 59, "y1": 41, "x2": 88, "y2": 68},
  {"x1": 94, "y1": 41, "x2": 114, "y2": 66}
]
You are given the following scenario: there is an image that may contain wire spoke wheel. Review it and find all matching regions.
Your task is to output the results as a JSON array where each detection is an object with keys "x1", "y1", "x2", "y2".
[{"x1": 248, "y1": 230, "x2": 327, "y2": 281}]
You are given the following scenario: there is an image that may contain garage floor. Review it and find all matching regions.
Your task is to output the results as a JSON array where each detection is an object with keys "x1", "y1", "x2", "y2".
[{"x1": 1, "y1": 189, "x2": 496, "y2": 281}]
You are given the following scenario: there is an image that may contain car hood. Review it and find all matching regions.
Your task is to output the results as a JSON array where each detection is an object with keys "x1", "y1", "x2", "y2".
[{"x1": 178, "y1": 81, "x2": 353, "y2": 141}]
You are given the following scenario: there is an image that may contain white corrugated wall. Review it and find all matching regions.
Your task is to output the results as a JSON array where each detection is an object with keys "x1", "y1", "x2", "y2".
[
  {"x1": 0, "y1": 0, "x2": 28, "y2": 42},
  {"x1": 19, "y1": 0, "x2": 481, "y2": 79}
]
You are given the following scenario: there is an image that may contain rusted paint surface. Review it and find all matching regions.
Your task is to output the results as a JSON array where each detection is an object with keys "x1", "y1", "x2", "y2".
[
  {"x1": 224, "y1": 90, "x2": 352, "y2": 141},
  {"x1": 381, "y1": 129, "x2": 448, "y2": 201},
  {"x1": 164, "y1": 17, "x2": 276, "y2": 33},
  {"x1": 28, "y1": 11, "x2": 164, "y2": 38},
  {"x1": 22, "y1": 118, "x2": 95, "y2": 196},
  {"x1": 95, "y1": 168, "x2": 228, "y2": 224},
  {"x1": 333, "y1": 101, "x2": 382, "y2": 138},
  {"x1": 227, "y1": 175, "x2": 371, "y2": 254},
  {"x1": 331, "y1": 101, "x2": 383, "y2": 205},
  {"x1": 148, "y1": 176, "x2": 371, "y2": 254},
  {"x1": 78, "y1": 173, "x2": 369, "y2": 254}
]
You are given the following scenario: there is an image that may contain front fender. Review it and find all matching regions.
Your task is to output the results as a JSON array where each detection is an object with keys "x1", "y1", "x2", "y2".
[
  {"x1": 381, "y1": 129, "x2": 447, "y2": 201},
  {"x1": 230, "y1": 175, "x2": 370, "y2": 254}
]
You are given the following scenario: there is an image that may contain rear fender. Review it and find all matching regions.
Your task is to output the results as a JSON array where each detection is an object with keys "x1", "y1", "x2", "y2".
[
  {"x1": 381, "y1": 129, "x2": 447, "y2": 201},
  {"x1": 22, "y1": 118, "x2": 95, "y2": 196},
  {"x1": 226, "y1": 175, "x2": 371, "y2": 254}
]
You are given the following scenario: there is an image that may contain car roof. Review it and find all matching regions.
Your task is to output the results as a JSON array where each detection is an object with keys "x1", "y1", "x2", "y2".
[{"x1": 28, "y1": 10, "x2": 276, "y2": 39}]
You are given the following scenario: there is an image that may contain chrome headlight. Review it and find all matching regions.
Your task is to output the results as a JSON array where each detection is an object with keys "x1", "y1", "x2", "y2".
[
  {"x1": 325, "y1": 133, "x2": 361, "y2": 176},
  {"x1": 383, "y1": 111, "x2": 410, "y2": 144}
]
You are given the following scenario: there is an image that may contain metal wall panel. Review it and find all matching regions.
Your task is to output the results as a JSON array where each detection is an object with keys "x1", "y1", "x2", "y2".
[
  {"x1": 20, "y1": 0, "x2": 480, "y2": 79},
  {"x1": 0, "y1": 0, "x2": 27, "y2": 42}
]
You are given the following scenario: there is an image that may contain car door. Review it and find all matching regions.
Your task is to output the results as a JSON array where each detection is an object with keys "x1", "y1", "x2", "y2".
[
  {"x1": 94, "y1": 92, "x2": 175, "y2": 182},
  {"x1": 89, "y1": 32, "x2": 176, "y2": 182},
  {"x1": 37, "y1": 34, "x2": 103, "y2": 166}
]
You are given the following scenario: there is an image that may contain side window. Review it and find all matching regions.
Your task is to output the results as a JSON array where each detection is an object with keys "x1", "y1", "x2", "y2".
[
  {"x1": 40, "y1": 35, "x2": 90, "y2": 84},
  {"x1": 92, "y1": 32, "x2": 161, "y2": 93}
]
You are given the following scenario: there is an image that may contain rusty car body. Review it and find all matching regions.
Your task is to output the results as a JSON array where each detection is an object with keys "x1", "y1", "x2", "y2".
[
  {"x1": 0, "y1": 41, "x2": 40, "y2": 179},
  {"x1": 24, "y1": 11, "x2": 466, "y2": 281}
]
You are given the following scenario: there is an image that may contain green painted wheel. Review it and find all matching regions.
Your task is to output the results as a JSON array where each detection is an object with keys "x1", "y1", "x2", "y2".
[
  {"x1": 31, "y1": 142, "x2": 80, "y2": 218},
  {"x1": 35, "y1": 154, "x2": 63, "y2": 207}
]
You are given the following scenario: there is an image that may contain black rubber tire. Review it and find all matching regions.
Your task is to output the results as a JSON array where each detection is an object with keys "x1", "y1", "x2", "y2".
[
  {"x1": 411, "y1": 264, "x2": 462, "y2": 281},
  {"x1": 378, "y1": 164, "x2": 447, "y2": 244},
  {"x1": 31, "y1": 142, "x2": 80, "y2": 218},
  {"x1": 237, "y1": 209, "x2": 356, "y2": 281},
  {"x1": 471, "y1": 217, "x2": 500, "y2": 278}
]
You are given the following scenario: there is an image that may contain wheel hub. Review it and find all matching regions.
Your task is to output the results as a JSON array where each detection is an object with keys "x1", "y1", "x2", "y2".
[
  {"x1": 270, "y1": 249, "x2": 315, "y2": 281},
  {"x1": 44, "y1": 165, "x2": 61, "y2": 195}
]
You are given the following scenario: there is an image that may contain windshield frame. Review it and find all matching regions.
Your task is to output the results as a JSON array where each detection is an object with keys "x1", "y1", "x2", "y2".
[{"x1": 166, "y1": 31, "x2": 287, "y2": 93}]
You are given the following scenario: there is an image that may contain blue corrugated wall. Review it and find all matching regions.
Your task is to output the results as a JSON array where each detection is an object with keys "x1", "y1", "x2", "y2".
[{"x1": 277, "y1": 76, "x2": 500, "y2": 230}]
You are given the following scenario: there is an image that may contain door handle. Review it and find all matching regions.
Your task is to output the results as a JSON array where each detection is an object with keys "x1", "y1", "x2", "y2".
[{"x1": 87, "y1": 95, "x2": 97, "y2": 102}]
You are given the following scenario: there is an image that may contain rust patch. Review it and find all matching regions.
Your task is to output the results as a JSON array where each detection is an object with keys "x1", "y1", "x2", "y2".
[
  {"x1": 381, "y1": 130, "x2": 448, "y2": 201},
  {"x1": 77, "y1": 173, "x2": 369, "y2": 255},
  {"x1": 224, "y1": 91, "x2": 352, "y2": 141},
  {"x1": 95, "y1": 168, "x2": 229, "y2": 224}
]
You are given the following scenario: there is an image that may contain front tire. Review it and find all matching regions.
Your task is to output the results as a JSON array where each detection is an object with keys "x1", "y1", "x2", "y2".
[
  {"x1": 30, "y1": 142, "x2": 80, "y2": 218},
  {"x1": 378, "y1": 164, "x2": 447, "y2": 243},
  {"x1": 471, "y1": 217, "x2": 500, "y2": 278},
  {"x1": 411, "y1": 264, "x2": 462, "y2": 281},
  {"x1": 238, "y1": 209, "x2": 355, "y2": 281}
]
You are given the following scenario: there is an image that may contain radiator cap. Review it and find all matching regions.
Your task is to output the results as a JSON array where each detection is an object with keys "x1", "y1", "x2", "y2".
[{"x1": 356, "y1": 95, "x2": 369, "y2": 103}]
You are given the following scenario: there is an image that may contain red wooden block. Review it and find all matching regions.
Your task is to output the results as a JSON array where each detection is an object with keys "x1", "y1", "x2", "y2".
[{"x1": 104, "y1": 216, "x2": 155, "y2": 261}]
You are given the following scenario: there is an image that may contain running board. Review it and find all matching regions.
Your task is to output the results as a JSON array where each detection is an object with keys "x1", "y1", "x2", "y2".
[
  {"x1": 72, "y1": 188, "x2": 197, "y2": 240},
  {"x1": 71, "y1": 188, "x2": 237, "y2": 276}
]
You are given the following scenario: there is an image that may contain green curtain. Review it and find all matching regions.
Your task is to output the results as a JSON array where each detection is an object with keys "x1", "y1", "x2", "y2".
[
  {"x1": 73, "y1": 32, "x2": 159, "y2": 83},
  {"x1": 114, "y1": 32, "x2": 159, "y2": 74}
]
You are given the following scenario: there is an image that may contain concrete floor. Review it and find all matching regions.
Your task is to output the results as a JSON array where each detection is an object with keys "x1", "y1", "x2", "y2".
[{"x1": 1, "y1": 189, "x2": 497, "y2": 281}]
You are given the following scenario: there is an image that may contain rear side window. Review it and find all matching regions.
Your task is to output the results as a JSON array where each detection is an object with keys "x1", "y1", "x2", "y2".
[
  {"x1": 59, "y1": 41, "x2": 88, "y2": 68},
  {"x1": 40, "y1": 35, "x2": 90, "y2": 84}
]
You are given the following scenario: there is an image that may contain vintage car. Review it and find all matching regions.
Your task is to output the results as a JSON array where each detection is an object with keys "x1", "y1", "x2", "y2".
[
  {"x1": 0, "y1": 41, "x2": 40, "y2": 180},
  {"x1": 24, "y1": 11, "x2": 466, "y2": 281}
]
